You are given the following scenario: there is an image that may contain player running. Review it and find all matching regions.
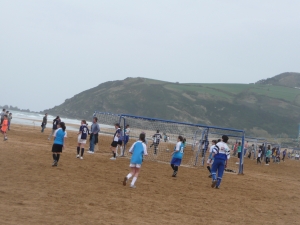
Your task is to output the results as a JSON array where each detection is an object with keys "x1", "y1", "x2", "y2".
[
  {"x1": 170, "y1": 136, "x2": 186, "y2": 177},
  {"x1": 76, "y1": 120, "x2": 89, "y2": 160},
  {"x1": 123, "y1": 133, "x2": 148, "y2": 188},
  {"x1": 209, "y1": 135, "x2": 230, "y2": 189}
]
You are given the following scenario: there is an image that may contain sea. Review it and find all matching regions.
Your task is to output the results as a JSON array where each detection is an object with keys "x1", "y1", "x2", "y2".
[{"x1": 9, "y1": 110, "x2": 113, "y2": 131}]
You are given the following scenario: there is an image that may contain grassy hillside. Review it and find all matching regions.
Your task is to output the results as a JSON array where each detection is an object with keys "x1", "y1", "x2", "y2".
[{"x1": 44, "y1": 74, "x2": 300, "y2": 137}]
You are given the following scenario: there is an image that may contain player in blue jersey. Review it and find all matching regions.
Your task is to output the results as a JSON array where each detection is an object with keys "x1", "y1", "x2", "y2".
[
  {"x1": 209, "y1": 135, "x2": 230, "y2": 189},
  {"x1": 76, "y1": 120, "x2": 89, "y2": 160},
  {"x1": 123, "y1": 133, "x2": 148, "y2": 188},
  {"x1": 51, "y1": 122, "x2": 67, "y2": 167},
  {"x1": 170, "y1": 136, "x2": 186, "y2": 177},
  {"x1": 110, "y1": 123, "x2": 121, "y2": 160}
]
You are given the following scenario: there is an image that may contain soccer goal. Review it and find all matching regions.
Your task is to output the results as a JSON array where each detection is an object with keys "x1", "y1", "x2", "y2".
[{"x1": 93, "y1": 111, "x2": 246, "y2": 174}]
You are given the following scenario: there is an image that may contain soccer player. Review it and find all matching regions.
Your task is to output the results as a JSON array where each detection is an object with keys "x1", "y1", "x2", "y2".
[
  {"x1": 1, "y1": 115, "x2": 8, "y2": 141},
  {"x1": 170, "y1": 136, "x2": 186, "y2": 177},
  {"x1": 209, "y1": 135, "x2": 230, "y2": 189},
  {"x1": 201, "y1": 137, "x2": 209, "y2": 165},
  {"x1": 123, "y1": 133, "x2": 148, "y2": 188},
  {"x1": 51, "y1": 122, "x2": 67, "y2": 167},
  {"x1": 48, "y1": 116, "x2": 60, "y2": 140},
  {"x1": 150, "y1": 130, "x2": 162, "y2": 154},
  {"x1": 110, "y1": 123, "x2": 121, "y2": 160},
  {"x1": 77, "y1": 120, "x2": 89, "y2": 159},
  {"x1": 265, "y1": 145, "x2": 272, "y2": 165},
  {"x1": 207, "y1": 140, "x2": 217, "y2": 178},
  {"x1": 124, "y1": 124, "x2": 130, "y2": 145},
  {"x1": 116, "y1": 126, "x2": 124, "y2": 156},
  {"x1": 236, "y1": 142, "x2": 242, "y2": 164},
  {"x1": 282, "y1": 149, "x2": 287, "y2": 162},
  {"x1": 257, "y1": 147, "x2": 262, "y2": 164}
]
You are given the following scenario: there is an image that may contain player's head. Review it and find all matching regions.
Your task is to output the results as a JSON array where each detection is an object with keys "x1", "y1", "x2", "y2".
[
  {"x1": 126, "y1": 124, "x2": 129, "y2": 128},
  {"x1": 93, "y1": 117, "x2": 98, "y2": 123},
  {"x1": 115, "y1": 123, "x2": 120, "y2": 128},
  {"x1": 178, "y1": 135, "x2": 184, "y2": 142},
  {"x1": 217, "y1": 139, "x2": 221, "y2": 143},
  {"x1": 81, "y1": 120, "x2": 86, "y2": 124},
  {"x1": 238, "y1": 142, "x2": 241, "y2": 145},
  {"x1": 221, "y1": 135, "x2": 229, "y2": 143},
  {"x1": 212, "y1": 140, "x2": 217, "y2": 144},
  {"x1": 139, "y1": 133, "x2": 146, "y2": 142},
  {"x1": 157, "y1": 130, "x2": 160, "y2": 133},
  {"x1": 4, "y1": 115, "x2": 7, "y2": 119},
  {"x1": 58, "y1": 122, "x2": 66, "y2": 131}
]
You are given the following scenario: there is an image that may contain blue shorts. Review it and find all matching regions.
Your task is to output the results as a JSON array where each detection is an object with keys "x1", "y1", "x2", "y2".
[{"x1": 171, "y1": 157, "x2": 182, "y2": 166}]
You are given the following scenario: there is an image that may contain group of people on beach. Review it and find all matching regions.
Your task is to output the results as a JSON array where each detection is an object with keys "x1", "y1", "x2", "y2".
[
  {"x1": 0, "y1": 108, "x2": 13, "y2": 141},
  {"x1": 44, "y1": 114, "x2": 231, "y2": 189}
]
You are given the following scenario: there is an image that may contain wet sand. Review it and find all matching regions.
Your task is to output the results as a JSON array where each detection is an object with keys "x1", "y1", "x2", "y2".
[{"x1": 0, "y1": 124, "x2": 299, "y2": 225}]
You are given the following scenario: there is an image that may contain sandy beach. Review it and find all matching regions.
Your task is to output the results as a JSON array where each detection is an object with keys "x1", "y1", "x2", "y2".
[{"x1": 0, "y1": 124, "x2": 299, "y2": 225}]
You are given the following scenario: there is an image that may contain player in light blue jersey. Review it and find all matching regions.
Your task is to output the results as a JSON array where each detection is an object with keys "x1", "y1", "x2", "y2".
[
  {"x1": 209, "y1": 135, "x2": 230, "y2": 189},
  {"x1": 123, "y1": 133, "x2": 148, "y2": 188},
  {"x1": 170, "y1": 136, "x2": 186, "y2": 177},
  {"x1": 51, "y1": 122, "x2": 67, "y2": 167}
]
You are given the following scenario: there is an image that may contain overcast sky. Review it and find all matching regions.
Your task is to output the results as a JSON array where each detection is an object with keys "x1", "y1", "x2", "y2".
[{"x1": 0, "y1": 0, "x2": 300, "y2": 111}]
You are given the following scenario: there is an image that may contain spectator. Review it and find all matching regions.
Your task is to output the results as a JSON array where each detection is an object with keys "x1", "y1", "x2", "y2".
[
  {"x1": 8, "y1": 113, "x2": 12, "y2": 130},
  {"x1": 282, "y1": 149, "x2": 287, "y2": 162},
  {"x1": 88, "y1": 117, "x2": 100, "y2": 154},
  {"x1": 41, "y1": 113, "x2": 48, "y2": 133},
  {"x1": 0, "y1": 109, "x2": 6, "y2": 125}
]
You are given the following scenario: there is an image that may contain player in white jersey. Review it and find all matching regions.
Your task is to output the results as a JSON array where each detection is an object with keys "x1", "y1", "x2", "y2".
[
  {"x1": 209, "y1": 135, "x2": 230, "y2": 189},
  {"x1": 206, "y1": 140, "x2": 217, "y2": 178}
]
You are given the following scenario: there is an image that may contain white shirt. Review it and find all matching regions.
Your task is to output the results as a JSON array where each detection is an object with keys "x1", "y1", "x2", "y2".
[
  {"x1": 175, "y1": 141, "x2": 182, "y2": 151},
  {"x1": 213, "y1": 142, "x2": 230, "y2": 159},
  {"x1": 53, "y1": 128, "x2": 67, "y2": 137},
  {"x1": 128, "y1": 141, "x2": 148, "y2": 155},
  {"x1": 209, "y1": 145, "x2": 215, "y2": 153}
]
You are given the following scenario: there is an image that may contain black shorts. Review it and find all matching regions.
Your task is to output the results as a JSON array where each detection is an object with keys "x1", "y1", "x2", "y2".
[
  {"x1": 111, "y1": 141, "x2": 118, "y2": 148},
  {"x1": 52, "y1": 144, "x2": 63, "y2": 153},
  {"x1": 238, "y1": 152, "x2": 241, "y2": 159},
  {"x1": 118, "y1": 140, "x2": 123, "y2": 146}
]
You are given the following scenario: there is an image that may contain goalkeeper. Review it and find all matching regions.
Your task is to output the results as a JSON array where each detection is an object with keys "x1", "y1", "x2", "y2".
[{"x1": 209, "y1": 135, "x2": 230, "y2": 189}]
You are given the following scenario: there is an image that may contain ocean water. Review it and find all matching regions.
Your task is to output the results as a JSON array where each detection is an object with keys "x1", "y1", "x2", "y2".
[{"x1": 9, "y1": 110, "x2": 113, "y2": 131}]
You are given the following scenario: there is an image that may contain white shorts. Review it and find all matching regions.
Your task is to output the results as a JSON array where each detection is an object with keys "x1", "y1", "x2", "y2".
[
  {"x1": 130, "y1": 163, "x2": 142, "y2": 168},
  {"x1": 78, "y1": 135, "x2": 87, "y2": 144}
]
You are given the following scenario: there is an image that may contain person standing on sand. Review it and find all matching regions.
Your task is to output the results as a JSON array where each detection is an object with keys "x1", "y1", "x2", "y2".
[
  {"x1": 77, "y1": 120, "x2": 89, "y2": 159},
  {"x1": 48, "y1": 116, "x2": 60, "y2": 140},
  {"x1": 1, "y1": 115, "x2": 8, "y2": 141},
  {"x1": 88, "y1": 117, "x2": 100, "y2": 154},
  {"x1": 8, "y1": 113, "x2": 12, "y2": 130},
  {"x1": 41, "y1": 113, "x2": 48, "y2": 133},
  {"x1": 51, "y1": 122, "x2": 67, "y2": 167},
  {"x1": 282, "y1": 149, "x2": 287, "y2": 162},
  {"x1": 0, "y1": 109, "x2": 6, "y2": 125}
]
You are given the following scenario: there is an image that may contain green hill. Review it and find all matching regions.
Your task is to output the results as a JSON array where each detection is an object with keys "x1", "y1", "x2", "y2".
[{"x1": 44, "y1": 73, "x2": 300, "y2": 138}]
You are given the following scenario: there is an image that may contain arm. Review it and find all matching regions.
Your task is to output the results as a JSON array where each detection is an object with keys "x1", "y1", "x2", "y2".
[
  {"x1": 128, "y1": 143, "x2": 136, "y2": 154},
  {"x1": 171, "y1": 143, "x2": 181, "y2": 155},
  {"x1": 143, "y1": 143, "x2": 148, "y2": 156}
]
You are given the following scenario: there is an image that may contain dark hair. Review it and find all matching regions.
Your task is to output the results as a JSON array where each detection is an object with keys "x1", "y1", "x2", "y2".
[
  {"x1": 126, "y1": 124, "x2": 129, "y2": 127},
  {"x1": 268, "y1": 145, "x2": 271, "y2": 150},
  {"x1": 139, "y1": 133, "x2": 146, "y2": 142},
  {"x1": 93, "y1": 117, "x2": 98, "y2": 122},
  {"x1": 238, "y1": 142, "x2": 241, "y2": 145},
  {"x1": 59, "y1": 122, "x2": 66, "y2": 132},
  {"x1": 4, "y1": 115, "x2": 7, "y2": 118},
  {"x1": 82, "y1": 120, "x2": 86, "y2": 124},
  {"x1": 222, "y1": 135, "x2": 229, "y2": 143},
  {"x1": 157, "y1": 130, "x2": 160, "y2": 133},
  {"x1": 212, "y1": 140, "x2": 217, "y2": 144},
  {"x1": 178, "y1": 135, "x2": 184, "y2": 142},
  {"x1": 115, "y1": 123, "x2": 120, "y2": 128},
  {"x1": 183, "y1": 138, "x2": 186, "y2": 144},
  {"x1": 217, "y1": 139, "x2": 221, "y2": 143}
]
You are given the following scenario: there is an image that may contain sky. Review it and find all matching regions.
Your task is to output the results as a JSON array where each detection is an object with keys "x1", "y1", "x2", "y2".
[{"x1": 0, "y1": 0, "x2": 300, "y2": 111}]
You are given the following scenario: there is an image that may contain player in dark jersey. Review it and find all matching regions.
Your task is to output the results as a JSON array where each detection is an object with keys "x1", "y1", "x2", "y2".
[
  {"x1": 77, "y1": 120, "x2": 89, "y2": 160},
  {"x1": 110, "y1": 123, "x2": 121, "y2": 160},
  {"x1": 48, "y1": 116, "x2": 60, "y2": 140},
  {"x1": 150, "y1": 130, "x2": 162, "y2": 154}
]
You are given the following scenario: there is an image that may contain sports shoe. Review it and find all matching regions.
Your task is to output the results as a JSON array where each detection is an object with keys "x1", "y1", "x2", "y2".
[
  {"x1": 52, "y1": 161, "x2": 57, "y2": 167},
  {"x1": 172, "y1": 171, "x2": 177, "y2": 177},
  {"x1": 130, "y1": 185, "x2": 136, "y2": 188},
  {"x1": 123, "y1": 177, "x2": 127, "y2": 186},
  {"x1": 235, "y1": 162, "x2": 239, "y2": 164},
  {"x1": 215, "y1": 186, "x2": 220, "y2": 189},
  {"x1": 110, "y1": 157, "x2": 116, "y2": 160},
  {"x1": 211, "y1": 180, "x2": 217, "y2": 188},
  {"x1": 88, "y1": 151, "x2": 94, "y2": 154},
  {"x1": 4, "y1": 137, "x2": 7, "y2": 141},
  {"x1": 265, "y1": 164, "x2": 269, "y2": 166},
  {"x1": 76, "y1": 155, "x2": 80, "y2": 158},
  {"x1": 80, "y1": 157, "x2": 83, "y2": 160}
]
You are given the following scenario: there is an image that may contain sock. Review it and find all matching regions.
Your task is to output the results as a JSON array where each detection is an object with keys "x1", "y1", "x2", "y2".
[
  {"x1": 77, "y1": 147, "x2": 80, "y2": 155},
  {"x1": 81, "y1": 148, "x2": 84, "y2": 156},
  {"x1": 52, "y1": 154, "x2": 56, "y2": 160},
  {"x1": 131, "y1": 177, "x2": 137, "y2": 186},
  {"x1": 56, "y1": 154, "x2": 60, "y2": 162},
  {"x1": 126, "y1": 173, "x2": 133, "y2": 179},
  {"x1": 113, "y1": 152, "x2": 116, "y2": 158},
  {"x1": 207, "y1": 166, "x2": 211, "y2": 173},
  {"x1": 174, "y1": 166, "x2": 178, "y2": 172},
  {"x1": 171, "y1": 164, "x2": 175, "y2": 170}
]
